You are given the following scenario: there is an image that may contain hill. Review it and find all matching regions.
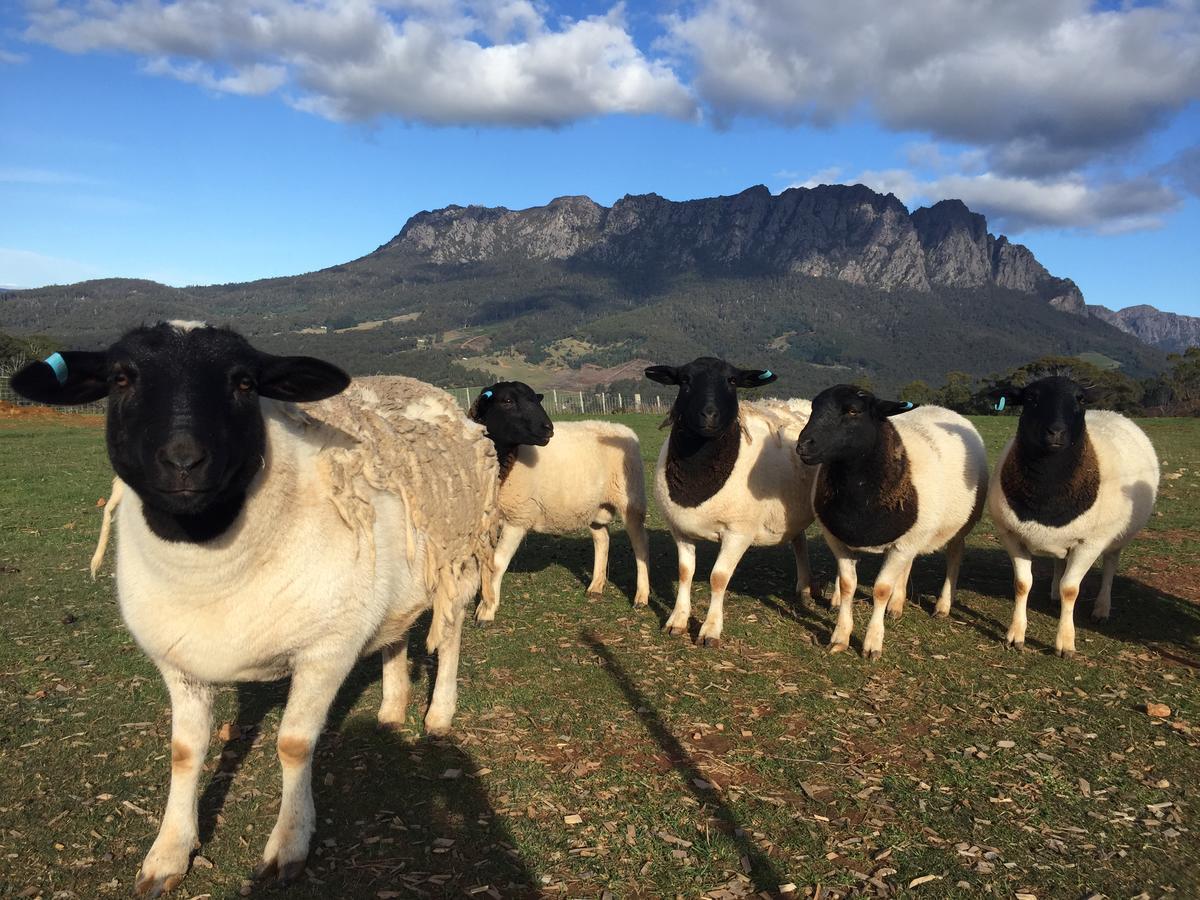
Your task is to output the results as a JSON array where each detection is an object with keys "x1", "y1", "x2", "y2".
[{"x1": 0, "y1": 185, "x2": 1177, "y2": 392}]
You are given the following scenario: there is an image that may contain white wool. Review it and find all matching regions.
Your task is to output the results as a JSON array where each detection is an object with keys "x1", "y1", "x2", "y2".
[{"x1": 478, "y1": 419, "x2": 649, "y2": 619}]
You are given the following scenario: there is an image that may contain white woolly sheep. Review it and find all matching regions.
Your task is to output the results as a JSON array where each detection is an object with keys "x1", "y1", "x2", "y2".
[
  {"x1": 10, "y1": 324, "x2": 499, "y2": 897},
  {"x1": 987, "y1": 375, "x2": 1159, "y2": 657},
  {"x1": 645, "y1": 358, "x2": 818, "y2": 647},
  {"x1": 469, "y1": 381, "x2": 650, "y2": 620},
  {"x1": 797, "y1": 386, "x2": 988, "y2": 660}
]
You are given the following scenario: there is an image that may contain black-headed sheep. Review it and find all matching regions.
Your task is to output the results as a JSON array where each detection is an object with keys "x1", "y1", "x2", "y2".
[
  {"x1": 797, "y1": 386, "x2": 988, "y2": 660},
  {"x1": 987, "y1": 375, "x2": 1159, "y2": 657},
  {"x1": 469, "y1": 381, "x2": 649, "y2": 620},
  {"x1": 10, "y1": 323, "x2": 499, "y2": 896},
  {"x1": 645, "y1": 357, "x2": 817, "y2": 647}
]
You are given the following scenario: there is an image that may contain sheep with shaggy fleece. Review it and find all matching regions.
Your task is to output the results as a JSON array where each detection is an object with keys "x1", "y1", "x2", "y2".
[
  {"x1": 645, "y1": 358, "x2": 818, "y2": 648},
  {"x1": 469, "y1": 381, "x2": 649, "y2": 620},
  {"x1": 10, "y1": 324, "x2": 499, "y2": 897},
  {"x1": 797, "y1": 385, "x2": 988, "y2": 660},
  {"x1": 988, "y1": 375, "x2": 1159, "y2": 658}
]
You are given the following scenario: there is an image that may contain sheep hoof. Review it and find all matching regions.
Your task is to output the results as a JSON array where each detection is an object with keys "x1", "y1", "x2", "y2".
[
  {"x1": 1091, "y1": 611, "x2": 1110, "y2": 623},
  {"x1": 133, "y1": 870, "x2": 185, "y2": 898},
  {"x1": 1005, "y1": 639, "x2": 1024, "y2": 652},
  {"x1": 885, "y1": 605, "x2": 903, "y2": 620},
  {"x1": 376, "y1": 719, "x2": 405, "y2": 734},
  {"x1": 828, "y1": 642, "x2": 849, "y2": 654},
  {"x1": 933, "y1": 607, "x2": 951, "y2": 619},
  {"x1": 664, "y1": 624, "x2": 688, "y2": 637},
  {"x1": 1056, "y1": 647, "x2": 1076, "y2": 660},
  {"x1": 632, "y1": 598, "x2": 649, "y2": 609},
  {"x1": 700, "y1": 636, "x2": 721, "y2": 649},
  {"x1": 474, "y1": 618, "x2": 492, "y2": 628},
  {"x1": 863, "y1": 648, "x2": 882, "y2": 661},
  {"x1": 586, "y1": 591, "x2": 605, "y2": 600},
  {"x1": 254, "y1": 856, "x2": 306, "y2": 885}
]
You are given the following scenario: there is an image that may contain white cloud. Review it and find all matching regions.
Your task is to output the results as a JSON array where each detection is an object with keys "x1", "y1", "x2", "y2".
[
  {"x1": 0, "y1": 167, "x2": 100, "y2": 186},
  {"x1": 0, "y1": 47, "x2": 29, "y2": 64},
  {"x1": 24, "y1": 0, "x2": 697, "y2": 126},
  {"x1": 664, "y1": 0, "x2": 1200, "y2": 176},
  {"x1": 787, "y1": 166, "x2": 1181, "y2": 234},
  {"x1": 0, "y1": 248, "x2": 105, "y2": 288}
]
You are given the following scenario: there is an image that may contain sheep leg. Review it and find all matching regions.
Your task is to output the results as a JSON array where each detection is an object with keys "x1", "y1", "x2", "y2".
[
  {"x1": 791, "y1": 532, "x2": 816, "y2": 605},
  {"x1": 135, "y1": 666, "x2": 213, "y2": 898},
  {"x1": 697, "y1": 532, "x2": 754, "y2": 648},
  {"x1": 586, "y1": 523, "x2": 610, "y2": 599},
  {"x1": 828, "y1": 553, "x2": 859, "y2": 653},
  {"x1": 1050, "y1": 557, "x2": 1066, "y2": 602},
  {"x1": 426, "y1": 599, "x2": 466, "y2": 736},
  {"x1": 934, "y1": 536, "x2": 965, "y2": 618},
  {"x1": 1000, "y1": 533, "x2": 1033, "y2": 651},
  {"x1": 376, "y1": 643, "x2": 411, "y2": 731},
  {"x1": 863, "y1": 553, "x2": 912, "y2": 660},
  {"x1": 664, "y1": 535, "x2": 696, "y2": 637},
  {"x1": 1091, "y1": 549, "x2": 1120, "y2": 622},
  {"x1": 476, "y1": 523, "x2": 526, "y2": 625},
  {"x1": 625, "y1": 508, "x2": 651, "y2": 608},
  {"x1": 1054, "y1": 547, "x2": 1102, "y2": 659},
  {"x1": 258, "y1": 653, "x2": 359, "y2": 885},
  {"x1": 886, "y1": 558, "x2": 914, "y2": 619}
]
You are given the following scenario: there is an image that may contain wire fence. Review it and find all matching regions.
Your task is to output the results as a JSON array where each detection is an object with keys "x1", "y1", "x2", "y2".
[{"x1": 0, "y1": 362, "x2": 671, "y2": 419}]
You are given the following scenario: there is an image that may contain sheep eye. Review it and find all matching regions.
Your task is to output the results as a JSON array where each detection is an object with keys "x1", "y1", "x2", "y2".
[
  {"x1": 728, "y1": 377, "x2": 737, "y2": 385},
  {"x1": 113, "y1": 372, "x2": 132, "y2": 389},
  {"x1": 236, "y1": 376, "x2": 255, "y2": 393},
  {"x1": 846, "y1": 408, "x2": 860, "y2": 417}
]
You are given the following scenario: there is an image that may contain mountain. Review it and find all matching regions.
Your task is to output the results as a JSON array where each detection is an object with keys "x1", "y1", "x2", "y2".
[
  {"x1": 1088, "y1": 304, "x2": 1200, "y2": 354},
  {"x1": 0, "y1": 185, "x2": 1175, "y2": 392}
]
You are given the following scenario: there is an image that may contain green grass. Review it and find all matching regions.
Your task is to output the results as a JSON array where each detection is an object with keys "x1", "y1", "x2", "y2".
[{"x1": 1, "y1": 413, "x2": 1198, "y2": 899}]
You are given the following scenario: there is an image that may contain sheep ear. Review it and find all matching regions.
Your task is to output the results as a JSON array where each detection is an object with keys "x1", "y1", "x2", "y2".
[
  {"x1": 875, "y1": 399, "x2": 916, "y2": 417},
  {"x1": 734, "y1": 368, "x2": 777, "y2": 388},
  {"x1": 644, "y1": 365, "x2": 679, "y2": 385},
  {"x1": 258, "y1": 355, "x2": 350, "y2": 402},
  {"x1": 535, "y1": 393, "x2": 545, "y2": 403},
  {"x1": 1080, "y1": 385, "x2": 1102, "y2": 404},
  {"x1": 10, "y1": 351, "x2": 110, "y2": 405},
  {"x1": 468, "y1": 388, "x2": 495, "y2": 422}
]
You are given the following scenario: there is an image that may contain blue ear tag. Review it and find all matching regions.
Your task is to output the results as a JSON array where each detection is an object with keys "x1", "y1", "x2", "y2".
[
  {"x1": 995, "y1": 397, "x2": 1006, "y2": 412},
  {"x1": 903, "y1": 401, "x2": 913, "y2": 410},
  {"x1": 44, "y1": 352, "x2": 68, "y2": 386},
  {"x1": 482, "y1": 390, "x2": 493, "y2": 398},
  {"x1": 759, "y1": 370, "x2": 773, "y2": 380}
]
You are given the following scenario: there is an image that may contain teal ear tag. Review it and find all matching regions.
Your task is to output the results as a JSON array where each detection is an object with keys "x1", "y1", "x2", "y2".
[
  {"x1": 759, "y1": 370, "x2": 773, "y2": 380},
  {"x1": 903, "y1": 401, "x2": 914, "y2": 410},
  {"x1": 44, "y1": 352, "x2": 68, "y2": 385},
  {"x1": 995, "y1": 397, "x2": 1006, "y2": 412},
  {"x1": 482, "y1": 390, "x2": 493, "y2": 398}
]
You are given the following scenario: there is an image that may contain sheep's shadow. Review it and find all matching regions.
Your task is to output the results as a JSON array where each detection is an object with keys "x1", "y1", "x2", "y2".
[{"x1": 196, "y1": 618, "x2": 537, "y2": 897}]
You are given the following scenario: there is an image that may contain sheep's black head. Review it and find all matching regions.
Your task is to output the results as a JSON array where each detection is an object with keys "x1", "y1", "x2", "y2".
[
  {"x1": 469, "y1": 381, "x2": 554, "y2": 448},
  {"x1": 796, "y1": 385, "x2": 915, "y2": 466},
  {"x1": 645, "y1": 357, "x2": 776, "y2": 438},
  {"x1": 10, "y1": 322, "x2": 349, "y2": 541},
  {"x1": 990, "y1": 375, "x2": 1094, "y2": 455}
]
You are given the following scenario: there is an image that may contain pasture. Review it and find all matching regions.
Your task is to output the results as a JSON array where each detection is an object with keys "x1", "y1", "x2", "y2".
[{"x1": 1, "y1": 412, "x2": 1197, "y2": 899}]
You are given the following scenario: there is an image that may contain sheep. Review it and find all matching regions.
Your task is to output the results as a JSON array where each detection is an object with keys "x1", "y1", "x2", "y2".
[
  {"x1": 644, "y1": 357, "x2": 818, "y2": 647},
  {"x1": 796, "y1": 385, "x2": 988, "y2": 660},
  {"x1": 469, "y1": 381, "x2": 650, "y2": 621},
  {"x1": 987, "y1": 375, "x2": 1159, "y2": 658},
  {"x1": 10, "y1": 323, "x2": 499, "y2": 897}
]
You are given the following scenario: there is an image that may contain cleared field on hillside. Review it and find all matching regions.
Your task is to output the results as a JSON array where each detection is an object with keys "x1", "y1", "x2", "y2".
[{"x1": 1, "y1": 414, "x2": 1197, "y2": 899}]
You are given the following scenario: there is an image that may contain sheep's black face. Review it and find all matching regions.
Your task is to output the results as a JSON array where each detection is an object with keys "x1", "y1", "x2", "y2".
[
  {"x1": 470, "y1": 382, "x2": 554, "y2": 447},
  {"x1": 995, "y1": 376, "x2": 1090, "y2": 455},
  {"x1": 645, "y1": 357, "x2": 776, "y2": 438},
  {"x1": 10, "y1": 322, "x2": 350, "y2": 541},
  {"x1": 797, "y1": 385, "x2": 914, "y2": 466}
]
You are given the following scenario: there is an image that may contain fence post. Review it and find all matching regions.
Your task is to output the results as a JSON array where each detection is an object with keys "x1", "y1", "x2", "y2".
[
  {"x1": 600, "y1": 393, "x2": 607, "y2": 415},
  {"x1": 552, "y1": 389, "x2": 558, "y2": 413}
]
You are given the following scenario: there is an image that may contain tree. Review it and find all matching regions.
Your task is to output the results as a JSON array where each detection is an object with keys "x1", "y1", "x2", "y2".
[
  {"x1": 899, "y1": 380, "x2": 935, "y2": 404},
  {"x1": 936, "y1": 372, "x2": 975, "y2": 412}
]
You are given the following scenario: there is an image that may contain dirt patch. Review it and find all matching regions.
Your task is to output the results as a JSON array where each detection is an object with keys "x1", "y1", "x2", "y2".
[
  {"x1": 0, "y1": 400, "x2": 102, "y2": 423},
  {"x1": 1128, "y1": 555, "x2": 1200, "y2": 604}
]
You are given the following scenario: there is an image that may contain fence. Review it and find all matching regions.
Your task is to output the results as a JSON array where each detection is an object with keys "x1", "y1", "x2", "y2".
[
  {"x1": 443, "y1": 386, "x2": 673, "y2": 417},
  {"x1": 0, "y1": 364, "x2": 671, "y2": 419}
]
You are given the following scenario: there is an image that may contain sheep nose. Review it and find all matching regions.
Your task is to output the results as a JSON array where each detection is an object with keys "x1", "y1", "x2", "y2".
[
  {"x1": 542, "y1": 423, "x2": 554, "y2": 438},
  {"x1": 1045, "y1": 427, "x2": 1068, "y2": 446},
  {"x1": 158, "y1": 434, "x2": 208, "y2": 473},
  {"x1": 700, "y1": 403, "x2": 720, "y2": 427},
  {"x1": 797, "y1": 437, "x2": 814, "y2": 455}
]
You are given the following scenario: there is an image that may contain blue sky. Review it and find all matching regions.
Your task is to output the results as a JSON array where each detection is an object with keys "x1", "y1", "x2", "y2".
[{"x1": 1, "y1": 1, "x2": 1198, "y2": 316}]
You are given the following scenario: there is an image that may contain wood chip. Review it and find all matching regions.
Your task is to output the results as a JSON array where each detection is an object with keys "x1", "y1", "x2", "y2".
[
  {"x1": 1145, "y1": 702, "x2": 1171, "y2": 717},
  {"x1": 908, "y1": 875, "x2": 942, "y2": 888},
  {"x1": 563, "y1": 814, "x2": 583, "y2": 826}
]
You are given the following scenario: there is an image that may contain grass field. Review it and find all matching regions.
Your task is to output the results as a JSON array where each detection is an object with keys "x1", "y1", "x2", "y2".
[{"x1": 1, "y1": 412, "x2": 1197, "y2": 899}]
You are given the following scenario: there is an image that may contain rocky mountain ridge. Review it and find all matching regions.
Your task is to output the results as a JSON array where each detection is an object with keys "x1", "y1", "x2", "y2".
[{"x1": 388, "y1": 185, "x2": 1084, "y2": 309}]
